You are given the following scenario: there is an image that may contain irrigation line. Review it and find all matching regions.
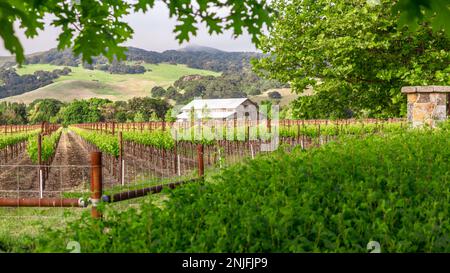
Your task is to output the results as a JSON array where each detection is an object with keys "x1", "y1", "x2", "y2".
[{"x1": 102, "y1": 178, "x2": 201, "y2": 203}]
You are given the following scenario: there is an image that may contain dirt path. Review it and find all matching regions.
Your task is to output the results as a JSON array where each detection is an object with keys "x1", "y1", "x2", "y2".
[
  {"x1": 67, "y1": 130, "x2": 116, "y2": 188},
  {"x1": 44, "y1": 131, "x2": 92, "y2": 196},
  {"x1": 0, "y1": 150, "x2": 39, "y2": 198}
]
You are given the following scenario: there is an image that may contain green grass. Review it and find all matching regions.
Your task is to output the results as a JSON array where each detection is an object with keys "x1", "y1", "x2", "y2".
[
  {"x1": 2, "y1": 63, "x2": 220, "y2": 103},
  {"x1": 16, "y1": 63, "x2": 219, "y2": 84},
  {"x1": 0, "y1": 207, "x2": 81, "y2": 252}
]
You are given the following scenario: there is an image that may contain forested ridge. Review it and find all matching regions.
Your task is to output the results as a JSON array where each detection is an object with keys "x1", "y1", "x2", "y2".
[{"x1": 8, "y1": 46, "x2": 261, "y2": 73}]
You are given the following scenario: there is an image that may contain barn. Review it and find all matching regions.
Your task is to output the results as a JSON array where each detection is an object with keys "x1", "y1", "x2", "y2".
[{"x1": 176, "y1": 98, "x2": 261, "y2": 122}]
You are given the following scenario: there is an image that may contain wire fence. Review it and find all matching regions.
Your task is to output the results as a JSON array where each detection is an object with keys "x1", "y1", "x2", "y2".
[{"x1": 0, "y1": 118, "x2": 408, "y2": 219}]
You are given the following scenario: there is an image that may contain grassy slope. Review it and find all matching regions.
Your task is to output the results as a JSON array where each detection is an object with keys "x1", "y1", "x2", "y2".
[
  {"x1": 250, "y1": 88, "x2": 300, "y2": 107},
  {"x1": 1, "y1": 63, "x2": 220, "y2": 103}
]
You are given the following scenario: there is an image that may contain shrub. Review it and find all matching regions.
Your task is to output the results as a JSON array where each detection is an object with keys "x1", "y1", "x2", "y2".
[{"x1": 268, "y1": 91, "x2": 282, "y2": 99}]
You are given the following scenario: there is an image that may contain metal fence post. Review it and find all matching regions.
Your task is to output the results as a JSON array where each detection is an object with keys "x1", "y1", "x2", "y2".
[
  {"x1": 91, "y1": 152, "x2": 103, "y2": 219},
  {"x1": 38, "y1": 133, "x2": 43, "y2": 198}
]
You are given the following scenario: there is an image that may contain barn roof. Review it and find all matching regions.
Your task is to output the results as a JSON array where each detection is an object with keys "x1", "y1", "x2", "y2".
[
  {"x1": 176, "y1": 111, "x2": 236, "y2": 120},
  {"x1": 180, "y1": 98, "x2": 250, "y2": 111}
]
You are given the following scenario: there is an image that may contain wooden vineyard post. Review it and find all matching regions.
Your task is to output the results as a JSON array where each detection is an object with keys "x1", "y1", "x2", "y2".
[
  {"x1": 197, "y1": 143, "x2": 204, "y2": 178},
  {"x1": 112, "y1": 122, "x2": 115, "y2": 136},
  {"x1": 174, "y1": 131, "x2": 178, "y2": 175},
  {"x1": 318, "y1": 123, "x2": 321, "y2": 147},
  {"x1": 118, "y1": 132, "x2": 124, "y2": 186},
  {"x1": 233, "y1": 118, "x2": 237, "y2": 141},
  {"x1": 90, "y1": 152, "x2": 103, "y2": 219},
  {"x1": 38, "y1": 134, "x2": 43, "y2": 198}
]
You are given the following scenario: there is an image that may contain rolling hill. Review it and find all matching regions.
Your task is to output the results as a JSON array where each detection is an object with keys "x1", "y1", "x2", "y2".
[
  {"x1": 1, "y1": 63, "x2": 220, "y2": 103},
  {"x1": 0, "y1": 46, "x2": 295, "y2": 106}
]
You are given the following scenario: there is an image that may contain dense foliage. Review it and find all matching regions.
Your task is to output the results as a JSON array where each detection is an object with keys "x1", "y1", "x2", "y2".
[
  {"x1": 151, "y1": 86, "x2": 167, "y2": 98},
  {"x1": 70, "y1": 127, "x2": 119, "y2": 157},
  {"x1": 254, "y1": 0, "x2": 450, "y2": 119},
  {"x1": 0, "y1": 102, "x2": 28, "y2": 124},
  {"x1": 395, "y1": 0, "x2": 450, "y2": 35},
  {"x1": 122, "y1": 130, "x2": 175, "y2": 150},
  {"x1": 0, "y1": 130, "x2": 39, "y2": 150},
  {"x1": 27, "y1": 99, "x2": 64, "y2": 124},
  {"x1": 26, "y1": 128, "x2": 62, "y2": 163},
  {"x1": 57, "y1": 100, "x2": 105, "y2": 126},
  {"x1": 91, "y1": 62, "x2": 146, "y2": 74},
  {"x1": 163, "y1": 70, "x2": 287, "y2": 104},
  {"x1": 26, "y1": 126, "x2": 450, "y2": 252}
]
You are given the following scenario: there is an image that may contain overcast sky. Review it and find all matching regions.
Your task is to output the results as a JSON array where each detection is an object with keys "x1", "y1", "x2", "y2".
[{"x1": 0, "y1": 2, "x2": 257, "y2": 57}]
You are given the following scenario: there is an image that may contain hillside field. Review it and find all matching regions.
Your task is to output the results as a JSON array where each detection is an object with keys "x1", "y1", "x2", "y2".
[{"x1": 1, "y1": 63, "x2": 220, "y2": 103}]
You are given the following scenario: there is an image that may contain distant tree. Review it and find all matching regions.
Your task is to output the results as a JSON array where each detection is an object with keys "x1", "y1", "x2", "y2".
[
  {"x1": 133, "y1": 112, "x2": 146, "y2": 122},
  {"x1": 82, "y1": 62, "x2": 94, "y2": 70},
  {"x1": 127, "y1": 97, "x2": 170, "y2": 120},
  {"x1": 57, "y1": 100, "x2": 102, "y2": 125},
  {"x1": 268, "y1": 91, "x2": 282, "y2": 99},
  {"x1": 87, "y1": 98, "x2": 112, "y2": 109},
  {"x1": 115, "y1": 111, "x2": 127, "y2": 123},
  {"x1": 99, "y1": 102, "x2": 118, "y2": 122},
  {"x1": 61, "y1": 67, "x2": 72, "y2": 75},
  {"x1": 27, "y1": 99, "x2": 64, "y2": 124},
  {"x1": 151, "y1": 86, "x2": 166, "y2": 98},
  {"x1": 0, "y1": 102, "x2": 27, "y2": 124},
  {"x1": 149, "y1": 112, "x2": 159, "y2": 121},
  {"x1": 166, "y1": 86, "x2": 179, "y2": 98}
]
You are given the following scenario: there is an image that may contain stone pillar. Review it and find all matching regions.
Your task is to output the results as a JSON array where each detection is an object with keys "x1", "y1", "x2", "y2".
[{"x1": 401, "y1": 86, "x2": 449, "y2": 128}]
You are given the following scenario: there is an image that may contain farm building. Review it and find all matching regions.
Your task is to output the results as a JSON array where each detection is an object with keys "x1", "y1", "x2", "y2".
[{"x1": 176, "y1": 98, "x2": 261, "y2": 122}]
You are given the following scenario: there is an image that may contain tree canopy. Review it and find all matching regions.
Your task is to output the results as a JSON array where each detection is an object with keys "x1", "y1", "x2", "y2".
[
  {"x1": 0, "y1": 0, "x2": 273, "y2": 64},
  {"x1": 395, "y1": 0, "x2": 450, "y2": 35},
  {"x1": 253, "y1": 0, "x2": 450, "y2": 118}
]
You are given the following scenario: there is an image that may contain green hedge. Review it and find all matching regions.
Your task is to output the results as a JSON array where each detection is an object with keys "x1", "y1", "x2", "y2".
[
  {"x1": 0, "y1": 130, "x2": 39, "y2": 150},
  {"x1": 22, "y1": 127, "x2": 450, "y2": 252},
  {"x1": 70, "y1": 127, "x2": 119, "y2": 157},
  {"x1": 26, "y1": 128, "x2": 62, "y2": 163}
]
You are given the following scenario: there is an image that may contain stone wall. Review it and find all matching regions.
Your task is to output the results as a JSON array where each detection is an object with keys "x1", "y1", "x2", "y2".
[{"x1": 402, "y1": 86, "x2": 449, "y2": 127}]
